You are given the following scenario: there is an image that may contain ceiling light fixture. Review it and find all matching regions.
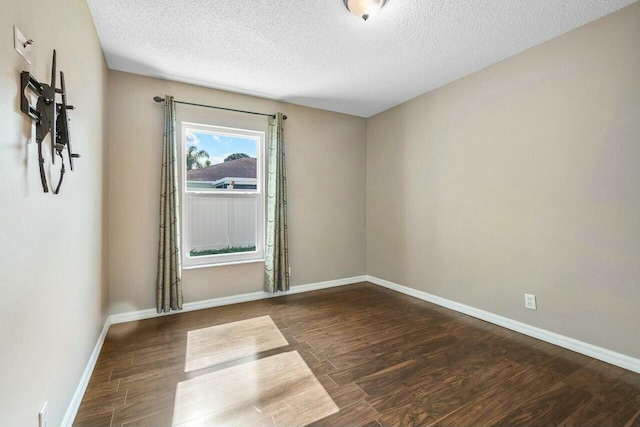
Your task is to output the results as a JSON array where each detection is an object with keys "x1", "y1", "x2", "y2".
[{"x1": 344, "y1": 0, "x2": 386, "y2": 21}]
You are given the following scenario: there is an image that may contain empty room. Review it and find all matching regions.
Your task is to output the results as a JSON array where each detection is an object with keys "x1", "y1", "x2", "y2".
[{"x1": 1, "y1": 0, "x2": 639, "y2": 426}]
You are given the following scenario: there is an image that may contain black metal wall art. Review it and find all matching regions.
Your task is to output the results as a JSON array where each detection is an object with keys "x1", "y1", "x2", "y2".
[{"x1": 20, "y1": 50, "x2": 80, "y2": 194}]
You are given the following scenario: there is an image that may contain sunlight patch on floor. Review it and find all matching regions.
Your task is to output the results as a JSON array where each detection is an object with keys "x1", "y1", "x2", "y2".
[
  {"x1": 173, "y1": 350, "x2": 339, "y2": 426},
  {"x1": 185, "y1": 315, "x2": 288, "y2": 372}
]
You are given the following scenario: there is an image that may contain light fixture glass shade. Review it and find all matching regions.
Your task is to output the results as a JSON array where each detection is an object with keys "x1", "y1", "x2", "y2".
[{"x1": 344, "y1": 0, "x2": 386, "y2": 21}]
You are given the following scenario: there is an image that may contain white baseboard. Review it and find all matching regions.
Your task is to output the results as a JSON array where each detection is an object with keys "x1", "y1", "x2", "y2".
[
  {"x1": 63, "y1": 275, "x2": 366, "y2": 425},
  {"x1": 366, "y1": 275, "x2": 640, "y2": 374},
  {"x1": 62, "y1": 316, "x2": 112, "y2": 427},
  {"x1": 109, "y1": 275, "x2": 367, "y2": 325}
]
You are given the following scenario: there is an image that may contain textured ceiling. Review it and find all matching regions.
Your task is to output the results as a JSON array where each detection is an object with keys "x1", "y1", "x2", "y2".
[{"x1": 87, "y1": 0, "x2": 635, "y2": 117}]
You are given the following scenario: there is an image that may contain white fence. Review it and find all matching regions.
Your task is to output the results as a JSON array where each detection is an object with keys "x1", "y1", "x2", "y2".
[{"x1": 187, "y1": 195, "x2": 257, "y2": 252}]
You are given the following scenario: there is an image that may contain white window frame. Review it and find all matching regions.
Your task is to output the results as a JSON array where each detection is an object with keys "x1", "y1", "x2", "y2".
[{"x1": 181, "y1": 122, "x2": 265, "y2": 268}]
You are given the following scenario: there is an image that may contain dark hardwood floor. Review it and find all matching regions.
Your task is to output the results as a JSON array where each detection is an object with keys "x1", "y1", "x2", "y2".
[{"x1": 74, "y1": 282, "x2": 640, "y2": 426}]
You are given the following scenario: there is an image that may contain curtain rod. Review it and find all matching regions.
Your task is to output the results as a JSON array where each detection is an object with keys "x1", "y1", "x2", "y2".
[{"x1": 153, "y1": 96, "x2": 287, "y2": 120}]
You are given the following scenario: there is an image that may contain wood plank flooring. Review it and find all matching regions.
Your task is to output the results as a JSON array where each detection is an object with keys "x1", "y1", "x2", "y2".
[{"x1": 74, "y1": 282, "x2": 640, "y2": 426}]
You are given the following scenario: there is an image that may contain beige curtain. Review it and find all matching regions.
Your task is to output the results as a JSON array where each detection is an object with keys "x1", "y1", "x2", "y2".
[
  {"x1": 156, "y1": 95, "x2": 183, "y2": 312},
  {"x1": 264, "y1": 113, "x2": 289, "y2": 293}
]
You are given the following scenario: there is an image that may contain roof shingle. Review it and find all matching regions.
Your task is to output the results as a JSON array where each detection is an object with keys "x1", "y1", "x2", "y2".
[{"x1": 187, "y1": 157, "x2": 256, "y2": 181}]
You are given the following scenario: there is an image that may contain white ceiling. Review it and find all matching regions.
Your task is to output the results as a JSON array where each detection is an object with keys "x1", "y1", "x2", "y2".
[{"x1": 87, "y1": 0, "x2": 635, "y2": 118}]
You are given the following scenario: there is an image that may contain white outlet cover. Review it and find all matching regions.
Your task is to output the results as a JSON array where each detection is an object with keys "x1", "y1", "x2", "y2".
[
  {"x1": 525, "y1": 293, "x2": 537, "y2": 310},
  {"x1": 14, "y1": 26, "x2": 33, "y2": 64}
]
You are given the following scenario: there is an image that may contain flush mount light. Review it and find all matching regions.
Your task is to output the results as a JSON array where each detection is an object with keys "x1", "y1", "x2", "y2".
[{"x1": 344, "y1": 0, "x2": 387, "y2": 21}]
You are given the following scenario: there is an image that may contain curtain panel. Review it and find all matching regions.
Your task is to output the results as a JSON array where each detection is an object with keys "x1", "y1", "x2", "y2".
[
  {"x1": 156, "y1": 95, "x2": 184, "y2": 312},
  {"x1": 264, "y1": 113, "x2": 289, "y2": 293}
]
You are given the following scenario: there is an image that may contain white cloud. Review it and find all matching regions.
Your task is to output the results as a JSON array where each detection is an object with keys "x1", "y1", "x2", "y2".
[
  {"x1": 198, "y1": 159, "x2": 211, "y2": 167},
  {"x1": 185, "y1": 132, "x2": 199, "y2": 145},
  {"x1": 209, "y1": 155, "x2": 226, "y2": 165}
]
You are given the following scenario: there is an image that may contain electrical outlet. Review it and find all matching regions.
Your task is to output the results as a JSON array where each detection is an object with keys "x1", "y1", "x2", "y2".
[
  {"x1": 524, "y1": 293, "x2": 537, "y2": 310},
  {"x1": 14, "y1": 26, "x2": 33, "y2": 64},
  {"x1": 288, "y1": 267, "x2": 292, "y2": 277},
  {"x1": 38, "y1": 402, "x2": 48, "y2": 427}
]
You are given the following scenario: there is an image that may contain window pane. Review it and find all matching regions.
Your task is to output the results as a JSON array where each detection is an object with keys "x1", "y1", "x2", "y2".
[
  {"x1": 181, "y1": 122, "x2": 264, "y2": 267},
  {"x1": 185, "y1": 131, "x2": 258, "y2": 191},
  {"x1": 187, "y1": 195, "x2": 257, "y2": 257}
]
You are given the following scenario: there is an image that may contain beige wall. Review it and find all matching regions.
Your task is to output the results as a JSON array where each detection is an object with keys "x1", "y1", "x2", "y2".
[
  {"x1": 367, "y1": 4, "x2": 640, "y2": 359},
  {"x1": 108, "y1": 71, "x2": 366, "y2": 314},
  {"x1": 0, "y1": 0, "x2": 109, "y2": 425}
]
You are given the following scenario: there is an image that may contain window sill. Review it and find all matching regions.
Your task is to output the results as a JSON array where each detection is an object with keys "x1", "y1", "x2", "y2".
[{"x1": 182, "y1": 258, "x2": 265, "y2": 270}]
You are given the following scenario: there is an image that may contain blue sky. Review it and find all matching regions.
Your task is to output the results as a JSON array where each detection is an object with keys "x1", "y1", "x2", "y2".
[{"x1": 185, "y1": 131, "x2": 257, "y2": 166}]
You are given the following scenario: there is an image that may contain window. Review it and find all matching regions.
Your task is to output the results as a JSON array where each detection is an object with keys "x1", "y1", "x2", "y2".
[{"x1": 181, "y1": 122, "x2": 265, "y2": 267}]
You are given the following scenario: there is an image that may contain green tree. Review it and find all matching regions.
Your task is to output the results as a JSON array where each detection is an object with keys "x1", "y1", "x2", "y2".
[
  {"x1": 224, "y1": 153, "x2": 250, "y2": 162},
  {"x1": 186, "y1": 146, "x2": 210, "y2": 170}
]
